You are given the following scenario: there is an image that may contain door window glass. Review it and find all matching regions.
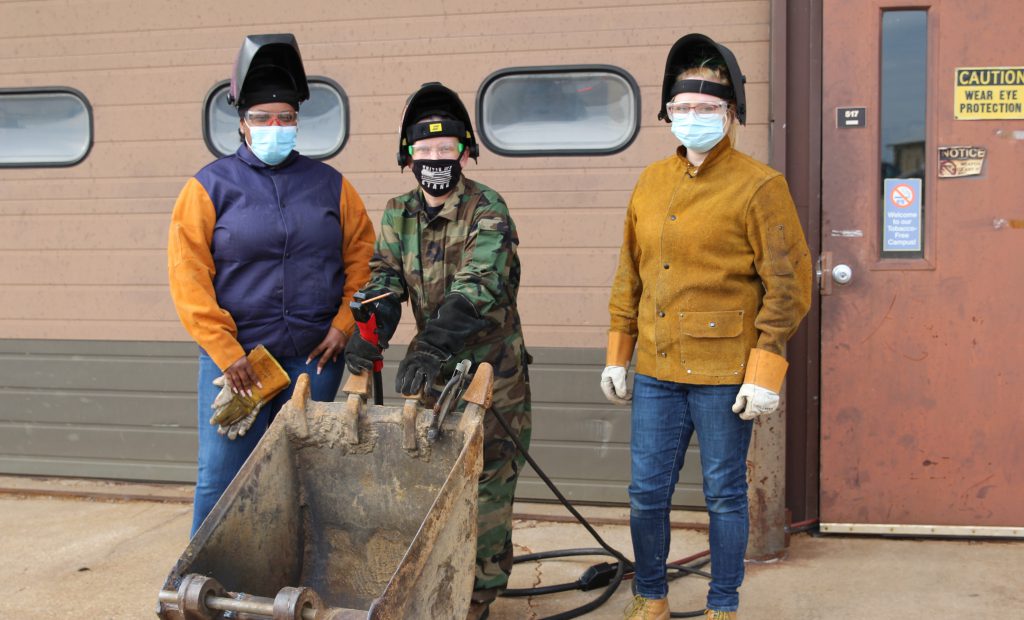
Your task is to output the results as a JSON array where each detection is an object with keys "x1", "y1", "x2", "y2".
[{"x1": 880, "y1": 10, "x2": 928, "y2": 258}]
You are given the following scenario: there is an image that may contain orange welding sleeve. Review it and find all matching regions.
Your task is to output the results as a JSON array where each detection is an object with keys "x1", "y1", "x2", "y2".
[
  {"x1": 331, "y1": 176, "x2": 376, "y2": 336},
  {"x1": 167, "y1": 178, "x2": 245, "y2": 370},
  {"x1": 605, "y1": 331, "x2": 637, "y2": 367}
]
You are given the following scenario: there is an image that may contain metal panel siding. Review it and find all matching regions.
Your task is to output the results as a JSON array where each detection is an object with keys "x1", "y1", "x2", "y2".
[
  {"x1": 0, "y1": 340, "x2": 704, "y2": 506},
  {"x1": 0, "y1": 0, "x2": 772, "y2": 506},
  {"x1": 0, "y1": 340, "x2": 199, "y2": 482}
]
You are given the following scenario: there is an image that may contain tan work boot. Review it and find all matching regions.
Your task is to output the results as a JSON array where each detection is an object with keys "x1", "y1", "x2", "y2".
[
  {"x1": 705, "y1": 609, "x2": 737, "y2": 620},
  {"x1": 624, "y1": 595, "x2": 669, "y2": 619},
  {"x1": 466, "y1": 600, "x2": 490, "y2": 620}
]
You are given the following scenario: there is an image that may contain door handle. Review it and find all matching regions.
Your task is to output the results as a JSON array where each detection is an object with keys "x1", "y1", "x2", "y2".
[{"x1": 832, "y1": 264, "x2": 853, "y2": 285}]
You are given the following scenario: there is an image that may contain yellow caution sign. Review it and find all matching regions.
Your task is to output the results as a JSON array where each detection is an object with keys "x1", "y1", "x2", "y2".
[{"x1": 955, "y1": 67, "x2": 1024, "y2": 120}]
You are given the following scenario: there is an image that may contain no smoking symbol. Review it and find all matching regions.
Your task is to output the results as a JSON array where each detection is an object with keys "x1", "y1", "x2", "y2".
[{"x1": 891, "y1": 184, "x2": 915, "y2": 208}]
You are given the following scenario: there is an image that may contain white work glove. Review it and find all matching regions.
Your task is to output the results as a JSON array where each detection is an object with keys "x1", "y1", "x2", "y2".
[
  {"x1": 731, "y1": 383, "x2": 780, "y2": 420},
  {"x1": 600, "y1": 365, "x2": 632, "y2": 405},
  {"x1": 211, "y1": 375, "x2": 262, "y2": 440}
]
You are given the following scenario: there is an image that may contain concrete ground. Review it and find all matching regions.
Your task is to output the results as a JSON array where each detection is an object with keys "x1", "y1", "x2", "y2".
[{"x1": 0, "y1": 475, "x2": 1020, "y2": 619}]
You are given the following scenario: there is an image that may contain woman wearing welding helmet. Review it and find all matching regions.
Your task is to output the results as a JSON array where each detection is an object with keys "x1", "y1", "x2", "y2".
[
  {"x1": 601, "y1": 34, "x2": 811, "y2": 620},
  {"x1": 168, "y1": 34, "x2": 374, "y2": 536}
]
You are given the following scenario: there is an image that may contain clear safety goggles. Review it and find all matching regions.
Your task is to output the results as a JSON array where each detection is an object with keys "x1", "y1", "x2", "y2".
[
  {"x1": 666, "y1": 101, "x2": 729, "y2": 120},
  {"x1": 408, "y1": 143, "x2": 464, "y2": 158},
  {"x1": 244, "y1": 110, "x2": 299, "y2": 126}
]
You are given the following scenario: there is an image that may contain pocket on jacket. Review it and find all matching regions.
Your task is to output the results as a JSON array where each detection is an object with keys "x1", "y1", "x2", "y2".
[{"x1": 679, "y1": 310, "x2": 746, "y2": 378}]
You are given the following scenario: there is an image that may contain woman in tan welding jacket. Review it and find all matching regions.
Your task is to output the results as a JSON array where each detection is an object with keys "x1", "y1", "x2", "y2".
[{"x1": 601, "y1": 34, "x2": 811, "y2": 620}]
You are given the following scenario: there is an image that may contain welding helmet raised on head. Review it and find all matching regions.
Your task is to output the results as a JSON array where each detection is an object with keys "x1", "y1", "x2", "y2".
[
  {"x1": 658, "y1": 33, "x2": 747, "y2": 125},
  {"x1": 228, "y1": 33, "x2": 310, "y2": 111},
  {"x1": 397, "y1": 82, "x2": 479, "y2": 169}
]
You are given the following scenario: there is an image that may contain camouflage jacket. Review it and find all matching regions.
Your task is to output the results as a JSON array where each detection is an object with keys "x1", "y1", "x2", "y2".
[{"x1": 367, "y1": 177, "x2": 526, "y2": 376}]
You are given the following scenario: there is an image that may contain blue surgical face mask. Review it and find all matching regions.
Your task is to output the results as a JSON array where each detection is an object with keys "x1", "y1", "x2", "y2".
[
  {"x1": 671, "y1": 114, "x2": 726, "y2": 153},
  {"x1": 247, "y1": 125, "x2": 297, "y2": 166}
]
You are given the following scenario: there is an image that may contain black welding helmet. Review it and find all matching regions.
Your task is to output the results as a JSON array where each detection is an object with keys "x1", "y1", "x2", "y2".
[
  {"x1": 658, "y1": 33, "x2": 746, "y2": 125},
  {"x1": 228, "y1": 33, "x2": 310, "y2": 111},
  {"x1": 397, "y1": 82, "x2": 479, "y2": 168}
]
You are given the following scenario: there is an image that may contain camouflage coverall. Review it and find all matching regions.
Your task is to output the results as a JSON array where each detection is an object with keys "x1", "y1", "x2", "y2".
[{"x1": 365, "y1": 177, "x2": 531, "y2": 599}]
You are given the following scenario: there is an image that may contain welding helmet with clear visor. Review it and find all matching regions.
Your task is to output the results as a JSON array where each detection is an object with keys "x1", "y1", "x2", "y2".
[
  {"x1": 228, "y1": 33, "x2": 310, "y2": 113},
  {"x1": 397, "y1": 82, "x2": 479, "y2": 169},
  {"x1": 658, "y1": 33, "x2": 747, "y2": 126}
]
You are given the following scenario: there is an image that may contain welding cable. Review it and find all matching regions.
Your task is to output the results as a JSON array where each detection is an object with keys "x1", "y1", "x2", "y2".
[{"x1": 490, "y1": 409, "x2": 712, "y2": 620}]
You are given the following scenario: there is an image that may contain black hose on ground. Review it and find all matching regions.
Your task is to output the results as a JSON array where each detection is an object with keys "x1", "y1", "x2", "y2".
[{"x1": 490, "y1": 408, "x2": 711, "y2": 619}]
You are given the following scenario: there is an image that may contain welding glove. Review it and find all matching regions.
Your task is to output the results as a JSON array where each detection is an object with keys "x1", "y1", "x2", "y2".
[
  {"x1": 600, "y1": 365, "x2": 631, "y2": 405},
  {"x1": 368, "y1": 290, "x2": 402, "y2": 350},
  {"x1": 211, "y1": 376, "x2": 260, "y2": 440},
  {"x1": 395, "y1": 341, "x2": 449, "y2": 396},
  {"x1": 344, "y1": 332, "x2": 382, "y2": 375},
  {"x1": 731, "y1": 384, "x2": 780, "y2": 420},
  {"x1": 210, "y1": 345, "x2": 290, "y2": 439},
  {"x1": 395, "y1": 294, "x2": 489, "y2": 396},
  {"x1": 345, "y1": 288, "x2": 402, "y2": 375}
]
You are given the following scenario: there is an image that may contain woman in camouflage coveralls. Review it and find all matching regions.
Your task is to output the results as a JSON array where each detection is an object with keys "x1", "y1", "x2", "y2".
[{"x1": 344, "y1": 83, "x2": 530, "y2": 620}]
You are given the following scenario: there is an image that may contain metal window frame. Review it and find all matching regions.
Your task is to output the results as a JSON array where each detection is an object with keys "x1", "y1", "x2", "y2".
[
  {"x1": 0, "y1": 86, "x2": 94, "y2": 168},
  {"x1": 202, "y1": 76, "x2": 350, "y2": 160},
  {"x1": 476, "y1": 64, "x2": 641, "y2": 157}
]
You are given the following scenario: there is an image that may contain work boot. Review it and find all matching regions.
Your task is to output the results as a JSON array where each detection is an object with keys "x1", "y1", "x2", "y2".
[
  {"x1": 705, "y1": 610, "x2": 737, "y2": 620},
  {"x1": 466, "y1": 600, "x2": 490, "y2": 620},
  {"x1": 624, "y1": 595, "x2": 669, "y2": 619}
]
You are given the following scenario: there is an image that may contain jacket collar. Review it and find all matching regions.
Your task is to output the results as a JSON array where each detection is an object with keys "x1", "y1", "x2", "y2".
[
  {"x1": 405, "y1": 178, "x2": 467, "y2": 222},
  {"x1": 234, "y1": 143, "x2": 299, "y2": 170},
  {"x1": 675, "y1": 135, "x2": 732, "y2": 174}
]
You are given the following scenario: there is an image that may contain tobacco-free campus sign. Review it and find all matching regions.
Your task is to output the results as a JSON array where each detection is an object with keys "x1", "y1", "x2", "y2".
[
  {"x1": 954, "y1": 67, "x2": 1024, "y2": 120},
  {"x1": 883, "y1": 178, "x2": 922, "y2": 252}
]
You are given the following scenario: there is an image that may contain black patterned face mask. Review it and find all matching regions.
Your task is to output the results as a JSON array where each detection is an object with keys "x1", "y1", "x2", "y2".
[{"x1": 412, "y1": 158, "x2": 461, "y2": 197}]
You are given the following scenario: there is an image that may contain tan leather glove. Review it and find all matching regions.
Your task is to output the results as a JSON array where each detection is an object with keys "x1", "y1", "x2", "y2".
[
  {"x1": 210, "y1": 345, "x2": 290, "y2": 439},
  {"x1": 600, "y1": 365, "x2": 631, "y2": 405},
  {"x1": 731, "y1": 384, "x2": 780, "y2": 420},
  {"x1": 733, "y1": 348, "x2": 788, "y2": 421}
]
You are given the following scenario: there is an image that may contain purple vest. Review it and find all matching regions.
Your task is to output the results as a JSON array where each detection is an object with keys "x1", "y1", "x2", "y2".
[{"x1": 195, "y1": 145, "x2": 345, "y2": 359}]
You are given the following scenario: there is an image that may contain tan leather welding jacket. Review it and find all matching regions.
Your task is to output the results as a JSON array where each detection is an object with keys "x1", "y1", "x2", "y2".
[{"x1": 607, "y1": 137, "x2": 812, "y2": 392}]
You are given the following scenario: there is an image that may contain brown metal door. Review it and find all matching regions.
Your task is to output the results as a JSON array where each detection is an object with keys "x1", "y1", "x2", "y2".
[{"x1": 820, "y1": 0, "x2": 1024, "y2": 532}]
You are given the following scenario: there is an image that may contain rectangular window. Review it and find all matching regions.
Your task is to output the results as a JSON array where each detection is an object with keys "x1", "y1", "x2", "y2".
[
  {"x1": 477, "y1": 65, "x2": 640, "y2": 156},
  {"x1": 880, "y1": 10, "x2": 928, "y2": 259},
  {"x1": 0, "y1": 88, "x2": 92, "y2": 167}
]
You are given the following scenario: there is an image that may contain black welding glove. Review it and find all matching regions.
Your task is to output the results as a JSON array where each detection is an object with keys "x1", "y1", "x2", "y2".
[
  {"x1": 395, "y1": 294, "x2": 490, "y2": 395},
  {"x1": 343, "y1": 332, "x2": 382, "y2": 375},
  {"x1": 395, "y1": 341, "x2": 448, "y2": 396},
  {"x1": 371, "y1": 292, "x2": 402, "y2": 350}
]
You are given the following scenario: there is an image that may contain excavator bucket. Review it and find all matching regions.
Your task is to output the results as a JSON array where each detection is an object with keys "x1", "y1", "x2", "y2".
[{"x1": 156, "y1": 363, "x2": 493, "y2": 620}]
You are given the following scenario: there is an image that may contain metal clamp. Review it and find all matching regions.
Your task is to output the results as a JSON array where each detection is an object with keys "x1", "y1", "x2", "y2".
[{"x1": 427, "y1": 359, "x2": 473, "y2": 443}]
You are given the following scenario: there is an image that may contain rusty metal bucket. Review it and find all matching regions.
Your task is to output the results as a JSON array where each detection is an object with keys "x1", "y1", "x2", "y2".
[{"x1": 156, "y1": 363, "x2": 493, "y2": 620}]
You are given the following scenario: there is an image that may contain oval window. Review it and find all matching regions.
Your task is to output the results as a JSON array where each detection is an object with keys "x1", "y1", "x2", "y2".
[
  {"x1": 0, "y1": 88, "x2": 92, "y2": 167},
  {"x1": 203, "y1": 77, "x2": 349, "y2": 159},
  {"x1": 477, "y1": 66, "x2": 640, "y2": 156}
]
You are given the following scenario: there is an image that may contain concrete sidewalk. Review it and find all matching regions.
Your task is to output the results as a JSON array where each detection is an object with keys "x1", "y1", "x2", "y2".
[{"x1": 0, "y1": 475, "x2": 1020, "y2": 619}]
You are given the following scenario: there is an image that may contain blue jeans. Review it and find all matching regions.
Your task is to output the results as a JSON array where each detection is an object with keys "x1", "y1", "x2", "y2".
[
  {"x1": 191, "y1": 350, "x2": 344, "y2": 536},
  {"x1": 629, "y1": 373, "x2": 751, "y2": 612}
]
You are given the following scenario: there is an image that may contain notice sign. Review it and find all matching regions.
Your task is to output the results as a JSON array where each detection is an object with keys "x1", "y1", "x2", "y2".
[
  {"x1": 938, "y1": 146, "x2": 987, "y2": 178},
  {"x1": 955, "y1": 67, "x2": 1024, "y2": 119},
  {"x1": 883, "y1": 178, "x2": 922, "y2": 252}
]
